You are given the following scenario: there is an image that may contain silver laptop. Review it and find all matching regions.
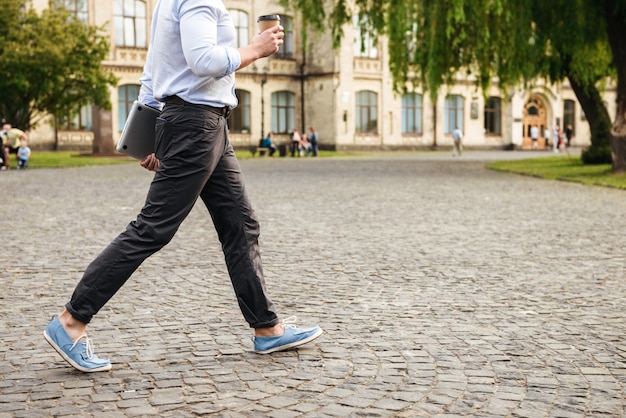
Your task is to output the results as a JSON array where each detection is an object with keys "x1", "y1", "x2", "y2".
[{"x1": 116, "y1": 101, "x2": 161, "y2": 160}]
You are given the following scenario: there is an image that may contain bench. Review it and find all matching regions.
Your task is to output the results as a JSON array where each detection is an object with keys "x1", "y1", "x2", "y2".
[
  {"x1": 250, "y1": 146, "x2": 270, "y2": 156},
  {"x1": 250, "y1": 138, "x2": 273, "y2": 157}
]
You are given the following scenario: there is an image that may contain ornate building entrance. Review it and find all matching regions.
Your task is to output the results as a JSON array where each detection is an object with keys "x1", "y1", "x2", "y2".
[{"x1": 522, "y1": 95, "x2": 548, "y2": 149}]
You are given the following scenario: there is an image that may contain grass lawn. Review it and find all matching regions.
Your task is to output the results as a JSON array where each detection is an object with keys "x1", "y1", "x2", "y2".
[
  {"x1": 24, "y1": 151, "x2": 136, "y2": 168},
  {"x1": 19, "y1": 151, "x2": 626, "y2": 191},
  {"x1": 487, "y1": 155, "x2": 626, "y2": 190},
  {"x1": 18, "y1": 149, "x2": 359, "y2": 169}
]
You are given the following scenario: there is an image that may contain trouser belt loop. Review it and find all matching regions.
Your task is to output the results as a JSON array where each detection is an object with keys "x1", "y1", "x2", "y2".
[{"x1": 165, "y1": 95, "x2": 230, "y2": 118}]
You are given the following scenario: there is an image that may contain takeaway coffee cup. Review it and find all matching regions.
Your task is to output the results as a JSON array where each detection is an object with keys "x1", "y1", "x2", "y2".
[{"x1": 257, "y1": 14, "x2": 281, "y2": 32}]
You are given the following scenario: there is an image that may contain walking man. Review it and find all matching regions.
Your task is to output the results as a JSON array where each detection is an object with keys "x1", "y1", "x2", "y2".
[{"x1": 43, "y1": 0, "x2": 322, "y2": 373}]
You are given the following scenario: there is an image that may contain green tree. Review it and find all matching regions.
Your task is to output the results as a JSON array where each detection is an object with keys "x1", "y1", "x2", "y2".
[
  {"x1": 0, "y1": 0, "x2": 117, "y2": 148},
  {"x1": 282, "y1": 0, "x2": 626, "y2": 172},
  {"x1": 531, "y1": 0, "x2": 614, "y2": 165},
  {"x1": 600, "y1": 1, "x2": 626, "y2": 172}
]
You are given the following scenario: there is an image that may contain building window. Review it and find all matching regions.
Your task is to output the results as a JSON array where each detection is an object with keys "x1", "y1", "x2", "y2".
[
  {"x1": 271, "y1": 91, "x2": 295, "y2": 134},
  {"x1": 55, "y1": 0, "x2": 88, "y2": 22},
  {"x1": 563, "y1": 99, "x2": 576, "y2": 134},
  {"x1": 444, "y1": 94, "x2": 464, "y2": 134},
  {"x1": 484, "y1": 96, "x2": 502, "y2": 135},
  {"x1": 114, "y1": 0, "x2": 147, "y2": 48},
  {"x1": 229, "y1": 10, "x2": 249, "y2": 49},
  {"x1": 402, "y1": 93, "x2": 422, "y2": 134},
  {"x1": 276, "y1": 15, "x2": 294, "y2": 59},
  {"x1": 118, "y1": 84, "x2": 140, "y2": 131},
  {"x1": 228, "y1": 89, "x2": 250, "y2": 133},
  {"x1": 356, "y1": 91, "x2": 378, "y2": 133},
  {"x1": 353, "y1": 15, "x2": 378, "y2": 58},
  {"x1": 58, "y1": 104, "x2": 93, "y2": 131}
]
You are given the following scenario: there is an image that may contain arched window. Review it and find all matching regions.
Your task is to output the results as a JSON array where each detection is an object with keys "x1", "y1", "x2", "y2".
[
  {"x1": 118, "y1": 84, "x2": 140, "y2": 131},
  {"x1": 444, "y1": 95, "x2": 464, "y2": 134},
  {"x1": 356, "y1": 91, "x2": 378, "y2": 133},
  {"x1": 114, "y1": 0, "x2": 147, "y2": 48},
  {"x1": 276, "y1": 15, "x2": 294, "y2": 59},
  {"x1": 228, "y1": 89, "x2": 250, "y2": 133},
  {"x1": 484, "y1": 96, "x2": 502, "y2": 135},
  {"x1": 229, "y1": 10, "x2": 249, "y2": 49},
  {"x1": 271, "y1": 91, "x2": 295, "y2": 134},
  {"x1": 54, "y1": 0, "x2": 88, "y2": 22},
  {"x1": 563, "y1": 99, "x2": 576, "y2": 135},
  {"x1": 402, "y1": 93, "x2": 422, "y2": 134}
]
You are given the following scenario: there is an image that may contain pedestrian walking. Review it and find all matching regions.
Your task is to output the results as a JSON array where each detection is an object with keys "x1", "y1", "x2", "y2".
[
  {"x1": 43, "y1": 0, "x2": 322, "y2": 373},
  {"x1": 452, "y1": 126, "x2": 463, "y2": 156}
]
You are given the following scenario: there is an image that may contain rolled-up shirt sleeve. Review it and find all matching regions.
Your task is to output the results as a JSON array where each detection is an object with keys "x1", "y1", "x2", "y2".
[{"x1": 179, "y1": 1, "x2": 241, "y2": 78}]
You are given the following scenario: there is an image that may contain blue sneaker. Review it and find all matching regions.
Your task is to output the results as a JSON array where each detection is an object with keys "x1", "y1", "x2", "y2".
[
  {"x1": 253, "y1": 317, "x2": 323, "y2": 354},
  {"x1": 43, "y1": 316, "x2": 112, "y2": 372}
]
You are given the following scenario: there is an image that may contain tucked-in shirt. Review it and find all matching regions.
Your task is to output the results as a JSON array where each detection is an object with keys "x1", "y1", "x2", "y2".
[{"x1": 138, "y1": 0, "x2": 241, "y2": 110}]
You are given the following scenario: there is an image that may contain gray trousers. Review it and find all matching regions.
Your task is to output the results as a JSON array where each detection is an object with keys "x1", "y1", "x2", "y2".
[{"x1": 66, "y1": 101, "x2": 279, "y2": 329}]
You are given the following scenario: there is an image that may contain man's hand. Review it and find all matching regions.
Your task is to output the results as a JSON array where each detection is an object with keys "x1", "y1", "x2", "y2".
[
  {"x1": 237, "y1": 25, "x2": 284, "y2": 70},
  {"x1": 140, "y1": 153, "x2": 160, "y2": 171}
]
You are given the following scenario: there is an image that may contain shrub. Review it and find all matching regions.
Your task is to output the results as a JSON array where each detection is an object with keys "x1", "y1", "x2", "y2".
[{"x1": 581, "y1": 146, "x2": 612, "y2": 165}]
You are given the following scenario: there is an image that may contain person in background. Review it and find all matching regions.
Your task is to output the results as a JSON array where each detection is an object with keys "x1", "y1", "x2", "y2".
[
  {"x1": 1, "y1": 124, "x2": 25, "y2": 170},
  {"x1": 452, "y1": 126, "x2": 463, "y2": 156},
  {"x1": 530, "y1": 125, "x2": 539, "y2": 150},
  {"x1": 290, "y1": 128, "x2": 301, "y2": 157},
  {"x1": 553, "y1": 125, "x2": 562, "y2": 153},
  {"x1": 308, "y1": 126, "x2": 319, "y2": 157},
  {"x1": 43, "y1": 0, "x2": 322, "y2": 373},
  {"x1": 260, "y1": 131, "x2": 277, "y2": 156},
  {"x1": 17, "y1": 135, "x2": 31, "y2": 170},
  {"x1": 300, "y1": 133, "x2": 311, "y2": 157},
  {"x1": 565, "y1": 124, "x2": 573, "y2": 148},
  {"x1": 544, "y1": 127, "x2": 551, "y2": 149}
]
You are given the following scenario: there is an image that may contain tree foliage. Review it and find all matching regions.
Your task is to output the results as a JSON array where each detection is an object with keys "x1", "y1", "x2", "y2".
[
  {"x1": 0, "y1": 0, "x2": 117, "y2": 130},
  {"x1": 281, "y1": 0, "x2": 626, "y2": 170},
  {"x1": 283, "y1": 0, "x2": 541, "y2": 97}
]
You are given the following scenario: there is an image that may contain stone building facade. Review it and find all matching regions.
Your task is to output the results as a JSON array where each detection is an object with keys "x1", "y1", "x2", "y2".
[{"x1": 27, "y1": 0, "x2": 613, "y2": 152}]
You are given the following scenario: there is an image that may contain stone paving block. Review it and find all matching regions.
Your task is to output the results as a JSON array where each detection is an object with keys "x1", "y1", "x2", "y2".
[
  {"x1": 289, "y1": 402, "x2": 320, "y2": 413},
  {"x1": 318, "y1": 403, "x2": 359, "y2": 416},
  {"x1": 267, "y1": 409, "x2": 301, "y2": 418},
  {"x1": 48, "y1": 404, "x2": 83, "y2": 416},
  {"x1": 1, "y1": 153, "x2": 626, "y2": 416},
  {"x1": 14, "y1": 409, "x2": 50, "y2": 418}
]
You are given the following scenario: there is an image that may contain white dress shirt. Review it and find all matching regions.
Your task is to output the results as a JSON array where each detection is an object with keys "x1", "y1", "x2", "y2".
[{"x1": 138, "y1": 0, "x2": 241, "y2": 110}]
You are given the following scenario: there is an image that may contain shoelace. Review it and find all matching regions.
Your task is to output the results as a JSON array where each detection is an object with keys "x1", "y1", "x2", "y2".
[
  {"x1": 281, "y1": 316, "x2": 298, "y2": 329},
  {"x1": 69, "y1": 334, "x2": 94, "y2": 359}
]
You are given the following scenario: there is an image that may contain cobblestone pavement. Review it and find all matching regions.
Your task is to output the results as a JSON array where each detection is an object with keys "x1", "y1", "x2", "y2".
[{"x1": 1, "y1": 150, "x2": 625, "y2": 417}]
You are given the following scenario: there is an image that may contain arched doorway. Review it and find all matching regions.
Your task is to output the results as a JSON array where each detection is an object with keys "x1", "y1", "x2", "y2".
[{"x1": 522, "y1": 95, "x2": 548, "y2": 149}]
